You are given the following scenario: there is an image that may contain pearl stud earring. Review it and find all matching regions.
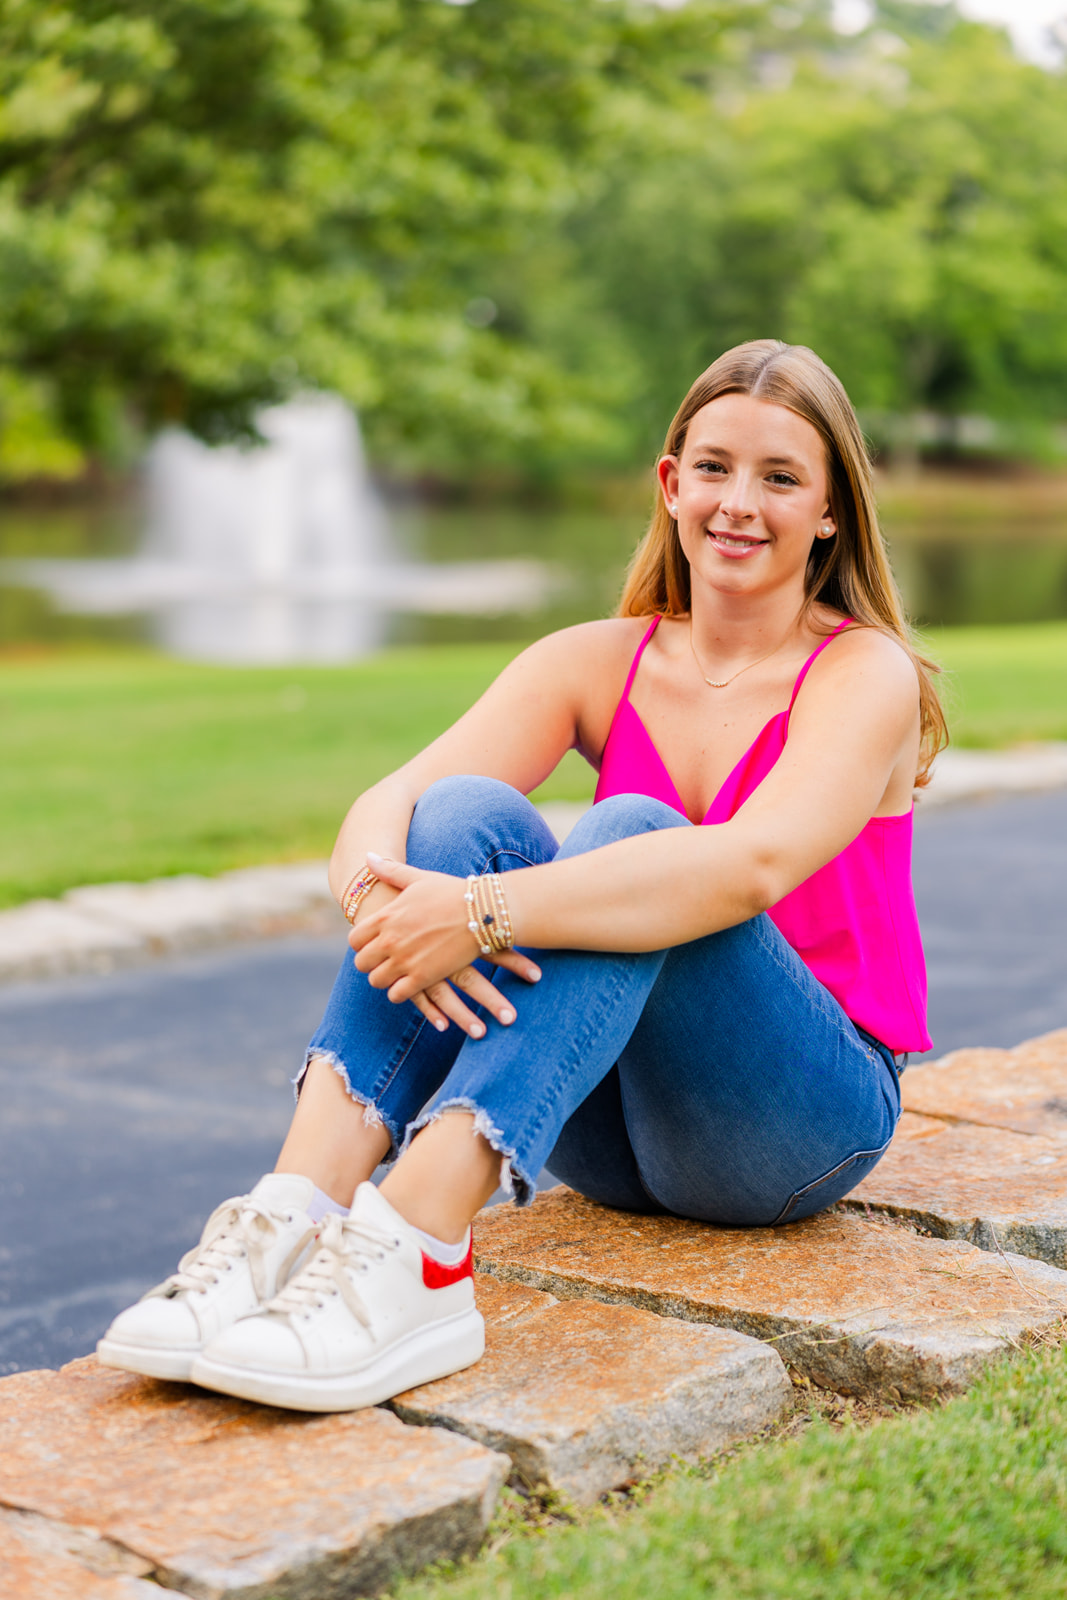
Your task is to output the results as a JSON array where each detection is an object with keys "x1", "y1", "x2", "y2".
[{"x1": 670, "y1": 504, "x2": 679, "y2": 517}]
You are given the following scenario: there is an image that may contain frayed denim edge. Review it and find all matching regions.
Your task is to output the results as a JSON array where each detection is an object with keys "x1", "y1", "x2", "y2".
[
  {"x1": 402, "y1": 1098, "x2": 531, "y2": 1206},
  {"x1": 293, "y1": 1049, "x2": 401, "y2": 1161}
]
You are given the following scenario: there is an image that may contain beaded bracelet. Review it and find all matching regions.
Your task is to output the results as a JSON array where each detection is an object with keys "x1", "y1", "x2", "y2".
[
  {"x1": 340, "y1": 865, "x2": 379, "y2": 925},
  {"x1": 464, "y1": 871, "x2": 514, "y2": 956}
]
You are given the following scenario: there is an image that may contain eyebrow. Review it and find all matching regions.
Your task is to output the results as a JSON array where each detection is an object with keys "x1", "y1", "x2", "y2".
[{"x1": 688, "y1": 442, "x2": 807, "y2": 470}]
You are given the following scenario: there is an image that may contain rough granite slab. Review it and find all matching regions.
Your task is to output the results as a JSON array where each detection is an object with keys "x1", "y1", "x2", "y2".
[
  {"x1": 473, "y1": 1187, "x2": 1067, "y2": 1400},
  {"x1": 899, "y1": 1029, "x2": 1067, "y2": 1138},
  {"x1": 842, "y1": 1032, "x2": 1067, "y2": 1265},
  {"x1": 392, "y1": 1273, "x2": 791, "y2": 1505},
  {"x1": 845, "y1": 1111, "x2": 1067, "y2": 1267},
  {"x1": 0, "y1": 1357, "x2": 509, "y2": 1600},
  {"x1": 0, "y1": 1514, "x2": 166, "y2": 1600}
]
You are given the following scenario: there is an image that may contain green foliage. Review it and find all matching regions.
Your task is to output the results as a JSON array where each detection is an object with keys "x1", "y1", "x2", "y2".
[
  {"x1": 0, "y1": 0, "x2": 751, "y2": 475},
  {"x1": 565, "y1": 6, "x2": 1067, "y2": 456},
  {"x1": 1, "y1": 0, "x2": 1066, "y2": 475},
  {"x1": 394, "y1": 1343, "x2": 1067, "y2": 1600}
]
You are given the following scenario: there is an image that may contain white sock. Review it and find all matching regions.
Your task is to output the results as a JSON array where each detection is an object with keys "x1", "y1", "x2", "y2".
[
  {"x1": 404, "y1": 1220, "x2": 470, "y2": 1266},
  {"x1": 306, "y1": 1185, "x2": 349, "y2": 1223}
]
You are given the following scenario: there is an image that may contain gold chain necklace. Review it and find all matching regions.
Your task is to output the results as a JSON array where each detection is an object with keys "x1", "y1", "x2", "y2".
[{"x1": 688, "y1": 619, "x2": 793, "y2": 689}]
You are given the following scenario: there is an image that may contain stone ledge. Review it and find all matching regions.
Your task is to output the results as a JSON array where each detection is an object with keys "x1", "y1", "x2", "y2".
[
  {"x1": 473, "y1": 1187, "x2": 1067, "y2": 1401},
  {"x1": 0, "y1": 1514, "x2": 166, "y2": 1600},
  {"x1": 0, "y1": 1358, "x2": 509, "y2": 1600},
  {"x1": 899, "y1": 1028, "x2": 1067, "y2": 1138},
  {"x1": 844, "y1": 1030, "x2": 1067, "y2": 1267},
  {"x1": 391, "y1": 1274, "x2": 791, "y2": 1505}
]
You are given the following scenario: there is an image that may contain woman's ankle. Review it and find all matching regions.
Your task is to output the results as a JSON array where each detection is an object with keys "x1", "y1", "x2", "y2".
[{"x1": 379, "y1": 1112, "x2": 502, "y2": 1244}]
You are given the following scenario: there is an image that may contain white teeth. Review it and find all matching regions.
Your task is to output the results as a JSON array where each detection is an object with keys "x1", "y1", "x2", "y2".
[{"x1": 711, "y1": 533, "x2": 761, "y2": 548}]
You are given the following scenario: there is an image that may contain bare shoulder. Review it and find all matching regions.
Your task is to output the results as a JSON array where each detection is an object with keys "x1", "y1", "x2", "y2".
[
  {"x1": 815, "y1": 621, "x2": 920, "y2": 700},
  {"x1": 506, "y1": 616, "x2": 652, "y2": 680},
  {"x1": 788, "y1": 614, "x2": 919, "y2": 730}
]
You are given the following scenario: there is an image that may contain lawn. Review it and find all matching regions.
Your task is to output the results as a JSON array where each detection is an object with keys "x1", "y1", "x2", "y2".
[
  {"x1": 2, "y1": 620, "x2": 1066, "y2": 907},
  {"x1": 393, "y1": 1341, "x2": 1067, "y2": 1600}
]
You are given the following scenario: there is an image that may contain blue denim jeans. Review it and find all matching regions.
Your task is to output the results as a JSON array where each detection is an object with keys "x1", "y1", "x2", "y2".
[{"x1": 304, "y1": 776, "x2": 901, "y2": 1227}]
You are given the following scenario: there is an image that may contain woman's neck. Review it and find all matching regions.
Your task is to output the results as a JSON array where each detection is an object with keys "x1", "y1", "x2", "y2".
[{"x1": 688, "y1": 587, "x2": 811, "y2": 663}]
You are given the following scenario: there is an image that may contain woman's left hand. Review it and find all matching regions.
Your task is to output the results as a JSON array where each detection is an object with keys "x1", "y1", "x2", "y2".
[{"x1": 349, "y1": 855, "x2": 540, "y2": 1037}]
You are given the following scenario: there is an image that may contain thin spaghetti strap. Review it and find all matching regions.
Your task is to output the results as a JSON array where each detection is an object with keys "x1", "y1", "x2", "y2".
[
  {"x1": 787, "y1": 618, "x2": 854, "y2": 714},
  {"x1": 620, "y1": 615, "x2": 661, "y2": 705}
]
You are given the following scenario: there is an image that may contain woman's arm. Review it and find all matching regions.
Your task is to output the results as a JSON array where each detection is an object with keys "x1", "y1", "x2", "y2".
[
  {"x1": 353, "y1": 627, "x2": 922, "y2": 1001},
  {"x1": 326, "y1": 620, "x2": 626, "y2": 901},
  {"x1": 326, "y1": 621, "x2": 633, "y2": 1030}
]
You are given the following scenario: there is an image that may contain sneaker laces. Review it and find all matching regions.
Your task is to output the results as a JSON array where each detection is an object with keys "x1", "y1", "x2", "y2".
[
  {"x1": 159, "y1": 1194, "x2": 311, "y2": 1302},
  {"x1": 267, "y1": 1211, "x2": 401, "y2": 1328}
]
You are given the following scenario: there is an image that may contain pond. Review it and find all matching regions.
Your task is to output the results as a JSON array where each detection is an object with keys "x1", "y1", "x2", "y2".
[{"x1": 2, "y1": 471, "x2": 1066, "y2": 656}]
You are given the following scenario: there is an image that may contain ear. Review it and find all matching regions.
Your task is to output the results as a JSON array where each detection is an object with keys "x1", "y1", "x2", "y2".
[{"x1": 657, "y1": 455, "x2": 680, "y2": 517}]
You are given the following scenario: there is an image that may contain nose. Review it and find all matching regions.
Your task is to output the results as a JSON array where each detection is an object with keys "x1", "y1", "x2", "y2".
[{"x1": 718, "y1": 482, "x2": 758, "y2": 524}]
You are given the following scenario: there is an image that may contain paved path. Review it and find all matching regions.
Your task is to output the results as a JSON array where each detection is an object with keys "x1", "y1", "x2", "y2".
[{"x1": 3, "y1": 786, "x2": 1067, "y2": 1378}]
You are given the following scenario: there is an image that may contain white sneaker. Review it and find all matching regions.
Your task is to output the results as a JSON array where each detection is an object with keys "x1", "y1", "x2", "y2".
[
  {"x1": 190, "y1": 1182, "x2": 484, "y2": 1412},
  {"x1": 96, "y1": 1174, "x2": 320, "y2": 1381}
]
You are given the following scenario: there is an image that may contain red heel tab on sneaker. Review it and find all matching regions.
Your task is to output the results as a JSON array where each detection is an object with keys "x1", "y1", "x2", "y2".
[{"x1": 421, "y1": 1236, "x2": 473, "y2": 1289}]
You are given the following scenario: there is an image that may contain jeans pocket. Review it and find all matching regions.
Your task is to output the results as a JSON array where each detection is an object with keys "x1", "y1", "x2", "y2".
[{"x1": 770, "y1": 1137, "x2": 895, "y2": 1226}]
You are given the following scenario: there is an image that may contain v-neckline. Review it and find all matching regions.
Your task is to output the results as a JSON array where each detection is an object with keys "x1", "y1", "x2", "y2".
[{"x1": 616, "y1": 696, "x2": 783, "y2": 825}]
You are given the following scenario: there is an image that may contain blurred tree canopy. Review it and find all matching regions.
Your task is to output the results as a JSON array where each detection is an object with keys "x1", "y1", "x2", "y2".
[{"x1": 0, "y1": 0, "x2": 1065, "y2": 481}]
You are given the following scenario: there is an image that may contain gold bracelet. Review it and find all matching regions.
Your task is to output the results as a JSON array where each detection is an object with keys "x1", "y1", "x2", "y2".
[
  {"x1": 341, "y1": 865, "x2": 379, "y2": 925},
  {"x1": 464, "y1": 872, "x2": 514, "y2": 956}
]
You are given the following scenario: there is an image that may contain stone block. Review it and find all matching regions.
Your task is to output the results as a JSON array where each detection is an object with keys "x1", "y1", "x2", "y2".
[
  {"x1": 846, "y1": 1111, "x2": 1067, "y2": 1267},
  {"x1": 392, "y1": 1274, "x2": 790, "y2": 1505},
  {"x1": 0, "y1": 1516, "x2": 163, "y2": 1600},
  {"x1": 899, "y1": 1029, "x2": 1067, "y2": 1138},
  {"x1": 0, "y1": 1357, "x2": 509, "y2": 1599},
  {"x1": 473, "y1": 1187, "x2": 1067, "y2": 1401}
]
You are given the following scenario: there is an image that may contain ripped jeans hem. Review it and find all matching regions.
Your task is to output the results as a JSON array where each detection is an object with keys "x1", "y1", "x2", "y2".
[
  {"x1": 401, "y1": 1097, "x2": 533, "y2": 1207},
  {"x1": 294, "y1": 1049, "x2": 401, "y2": 1162}
]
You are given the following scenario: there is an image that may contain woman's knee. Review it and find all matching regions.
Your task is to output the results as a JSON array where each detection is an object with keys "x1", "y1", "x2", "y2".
[
  {"x1": 407, "y1": 775, "x2": 556, "y2": 873},
  {"x1": 557, "y1": 793, "x2": 691, "y2": 856}
]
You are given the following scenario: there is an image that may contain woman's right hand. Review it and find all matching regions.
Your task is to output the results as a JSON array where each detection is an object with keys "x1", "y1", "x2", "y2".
[{"x1": 347, "y1": 877, "x2": 540, "y2": 1040}]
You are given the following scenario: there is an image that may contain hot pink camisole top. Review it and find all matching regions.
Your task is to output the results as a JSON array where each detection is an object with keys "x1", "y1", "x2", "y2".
[{"x1": 594, "y1": 616, "x2": 931, "y2": 1054}]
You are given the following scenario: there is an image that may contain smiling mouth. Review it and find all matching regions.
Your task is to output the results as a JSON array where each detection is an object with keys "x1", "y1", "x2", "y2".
[{"x1": 707, "y1": 530, "x2": 767, "y2": 549}]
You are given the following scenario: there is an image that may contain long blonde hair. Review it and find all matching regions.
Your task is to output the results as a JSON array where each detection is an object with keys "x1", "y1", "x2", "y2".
[{"x1": 618, "y1": 339, "x2": 947, "y2": 785}]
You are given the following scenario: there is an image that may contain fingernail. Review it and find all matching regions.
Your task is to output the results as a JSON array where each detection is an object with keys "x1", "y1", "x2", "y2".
[
  {"x1": 470, "y1": 1022, "x2": 485, "y2": 1038},
  {"x1": 434, "y1": 1019, "x2": 448, "y2": 1032},
  {"x1": 529, "y1": 967, "x2": 542, "y2": 982},
  {"x1": 500, "y1": 1007, "x2": 516, "y2": 1024},
  {"x1": 366, "y1": 851, "x2": 384, "y2": 868}
]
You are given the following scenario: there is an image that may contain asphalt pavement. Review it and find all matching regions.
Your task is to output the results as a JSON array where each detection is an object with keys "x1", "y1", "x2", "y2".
[{"x1": 4, "y1": 784, "x2": 1067, "y2": 1377}]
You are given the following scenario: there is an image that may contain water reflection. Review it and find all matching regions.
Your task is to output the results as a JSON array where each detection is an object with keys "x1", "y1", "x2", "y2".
[
  {"x1": 1, "y1": 398, "x2": 560, "y2": 663},
  {"x1": 3, "y1": 462, "x2": 1067, "y2": 653}
]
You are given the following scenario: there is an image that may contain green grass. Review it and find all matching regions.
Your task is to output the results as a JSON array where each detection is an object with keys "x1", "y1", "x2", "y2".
[
  {"x1": 928, "y1": 621, "x2": 1067, "y2": 746},
  {"x1": 3, "y1": 620, "x2": 1067, "y2": 908},
  {"x1": 394, "y1": 1343, "x2": 1067, "y2": 1600},
  {"x1": 0, "y1": 643, "x2": 592, "y2": 908}
]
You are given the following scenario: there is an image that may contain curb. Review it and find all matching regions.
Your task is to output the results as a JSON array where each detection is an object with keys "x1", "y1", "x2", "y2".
[{"x1": 3, "y1": 751, "x2": 1066, "y2": 986}]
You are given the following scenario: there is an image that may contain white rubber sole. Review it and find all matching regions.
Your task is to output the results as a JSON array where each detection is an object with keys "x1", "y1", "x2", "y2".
[
  {"x1": 96, "y1": 1337, "x2": 198, "y2": 1382},
  {"x1": 189, "y1": 1307, "x2": 486, "y2": 1412}
]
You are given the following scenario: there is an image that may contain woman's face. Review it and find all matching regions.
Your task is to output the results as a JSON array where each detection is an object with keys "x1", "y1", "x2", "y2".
[{"x1": 657, "y1": 393, "x2": 835, "y2": 603}]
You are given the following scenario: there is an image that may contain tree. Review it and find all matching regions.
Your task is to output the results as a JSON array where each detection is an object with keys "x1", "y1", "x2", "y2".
[
  {"x1": 0, "y1": 0, "x2": 750, "y2": 476},
  {"x1": 564, "y1": 2, "x2": 1067, "y2": 458}
]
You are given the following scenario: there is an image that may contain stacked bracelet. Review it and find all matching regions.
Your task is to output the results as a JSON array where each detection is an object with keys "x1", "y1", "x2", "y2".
[
  {"x1": 340, "y1": 865, "x2": 379, "y2": 925},
  {"x1": 464, "y1": 872, "x2": 514, "y2": 957}
]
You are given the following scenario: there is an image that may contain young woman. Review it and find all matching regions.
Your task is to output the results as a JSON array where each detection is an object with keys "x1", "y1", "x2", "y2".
[{"x1": 98, "y1": 339, "x2": 943, "y2": 1412}]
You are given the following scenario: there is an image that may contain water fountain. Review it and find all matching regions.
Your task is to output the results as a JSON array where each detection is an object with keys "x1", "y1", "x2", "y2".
[{"x1": 5, "y1": 396, "x2": 554, "y2": 663}]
